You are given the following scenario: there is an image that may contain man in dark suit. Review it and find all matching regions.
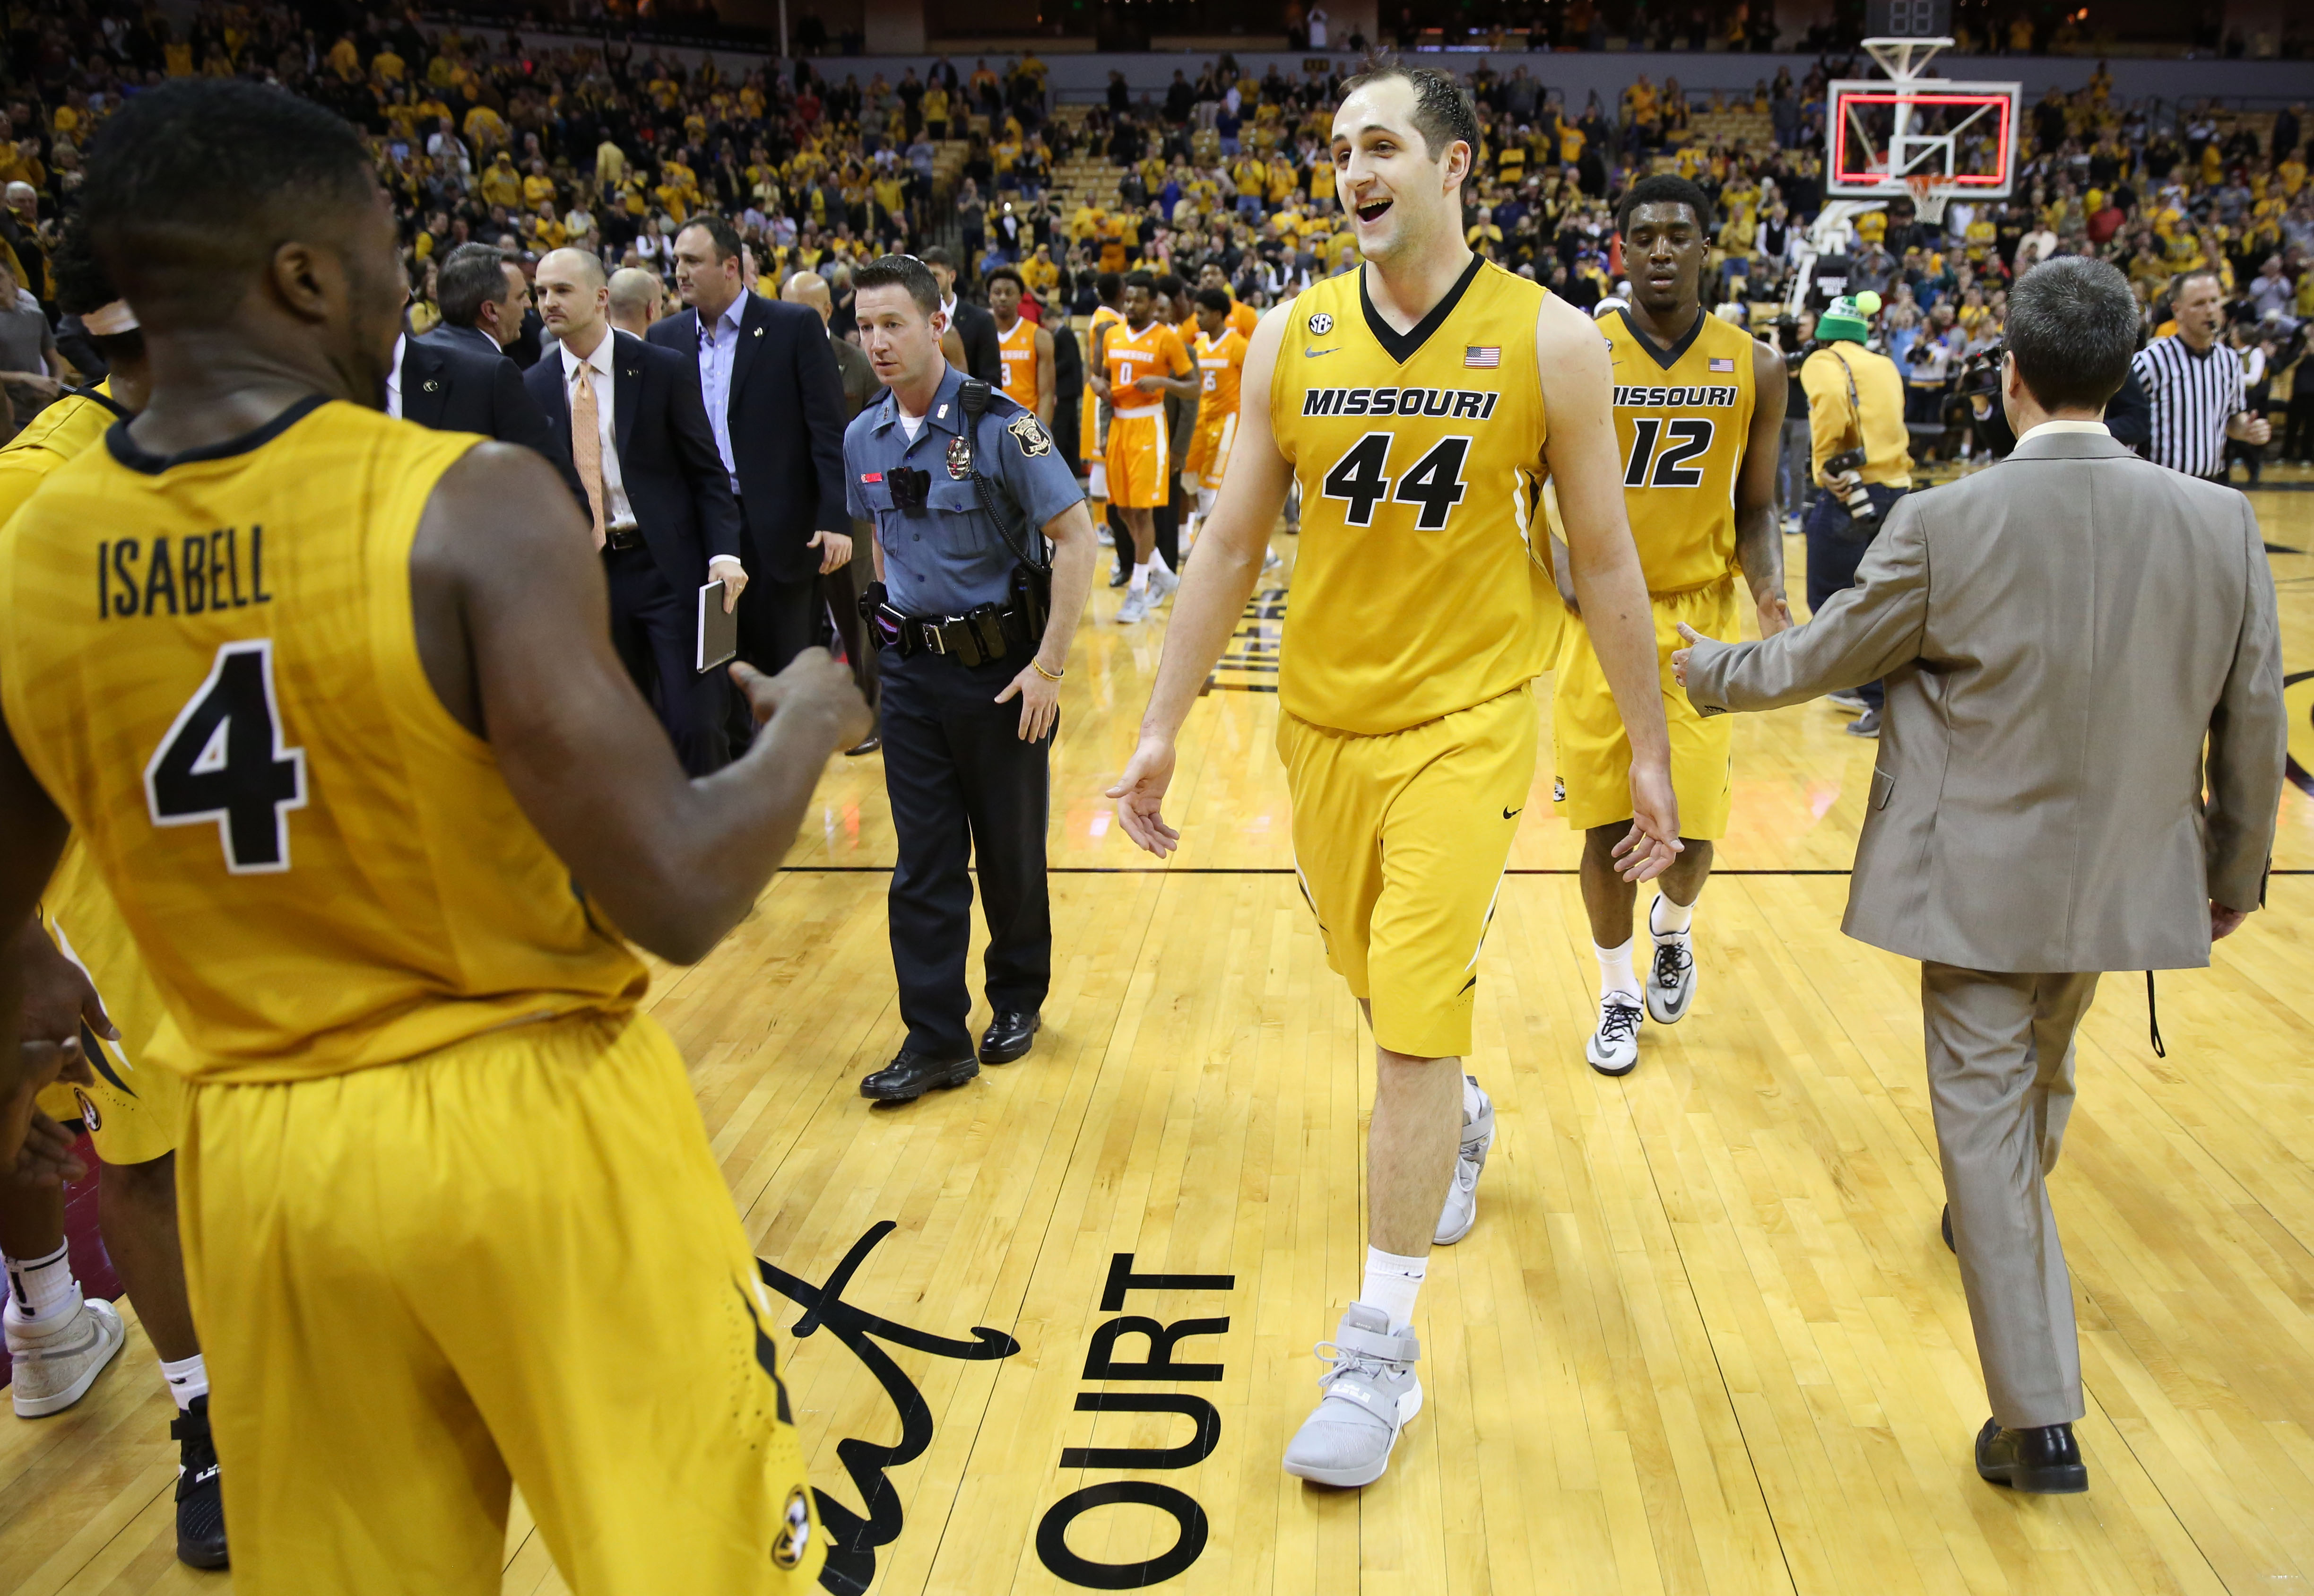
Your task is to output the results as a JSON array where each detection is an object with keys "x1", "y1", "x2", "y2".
[
  {"x1": 783, "y1": 268, "x2": 883, "y2": 753},
  {"x1": 921, "y1": 246, "x2": 1002, "y2": 387},
  {"x1": 526, "y1": 247, "x2": 745, "y2": 775},
  {"x1": 390, "y1": 321, "x2": 589, "y2": 506},
  {"x1": 426, "y1": 243, "x2": 530, "y2": 360},
  {"x1": 649, "y1": 214, "x2": 849, "y2": 711}
]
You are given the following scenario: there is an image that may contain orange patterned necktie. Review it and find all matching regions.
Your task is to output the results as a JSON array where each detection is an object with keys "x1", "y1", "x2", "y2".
[{"x1": 570, "y1": 362, "x2": 607, "y2": 549}]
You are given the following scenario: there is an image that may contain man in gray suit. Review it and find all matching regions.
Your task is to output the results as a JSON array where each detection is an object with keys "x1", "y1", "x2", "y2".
[{"x1": 1673, "y1": 258, "x2": 2287, "y2": 1495}]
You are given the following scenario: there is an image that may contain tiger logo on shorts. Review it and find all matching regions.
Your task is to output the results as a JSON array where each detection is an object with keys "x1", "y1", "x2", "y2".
[{"x1": 772, "y1": 1485, "x2": 812, "y2": 1570}]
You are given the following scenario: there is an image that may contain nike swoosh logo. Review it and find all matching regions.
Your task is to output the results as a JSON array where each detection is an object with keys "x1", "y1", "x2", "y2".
[
  {"x1": 1304, "y1": 347, "x2": 1339, "y2": 357},
  {"x1": 1502, "y1": 806, "x2": 1524, "y2": 819}
]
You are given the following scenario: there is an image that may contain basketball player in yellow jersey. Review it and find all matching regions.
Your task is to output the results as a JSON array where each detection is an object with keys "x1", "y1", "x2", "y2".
[
  {"x1": 985, "y1": 265, "x2": 1054, "y2": 422},
  {"x1": 0, "y1": 81, "x2": 868, "y2": 1595},
  {"x1": 1547, "y1": 175, "x2": 1790, "y2": 1078},
  {"x1": 1181, "y1": 286, "x2": 1248, "y2": 546},
  {"x1": 0, "y1": 233, "x2": 230, "y2": 1570},
  {"x1": 1091, "y1": 269, "x2": 1199, "y2": 624},
  {"x1": 1110, "y1": 61, "x2": 1678, "y2": 1492}
]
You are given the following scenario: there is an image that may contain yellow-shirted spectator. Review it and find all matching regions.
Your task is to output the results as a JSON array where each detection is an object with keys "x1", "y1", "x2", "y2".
[
  {"x1": 1022, "y1": 243, "x2": 1059, "y2": 303},
  {"x1": 1964, "y1": 213, "x2": 1995, "y2": 263},
  {"x1": 374, "y1": 46, "x2": 405, "y2": 83},
  {"x1": 327, "y1": 35, "x2": 361, "y2": 80},
  {"x1": 1266, "y1": 153, "x2": 1298, "y2": 204},
  {"x1": 1233, "y1": 154, "x2": 1267, "y2": 205},
  {"x1": 922, "y1": 84, "x2": 950, "y2": 132},
  {"x1": 479, "y1": 151, "x2": 522, "y2": 209},
  {"x1": 464, "y1": 104, "x2": 508, "y2": 153},
  {"x1": 522, "y1": 163, "x2": 557, "y2": 210},
  {"x1": 1559, "y1": 123, "x2": 1585, "y2": 165},
  {"x1": 528, "y1": 203, "x2": 568, "y2": 251},
  {"x1": 1854, "y1": 208, "x2": 1887, "y2": 249},
  {"x1": 164, "y1": 37, "x2": 194, "y2": 75},
  {"x1": 1069, "y1": 201, "x2": 1104, "y2": 242},
  {"x1": 2282, "y1": 152, "x2": 2307, "y2": 198}
]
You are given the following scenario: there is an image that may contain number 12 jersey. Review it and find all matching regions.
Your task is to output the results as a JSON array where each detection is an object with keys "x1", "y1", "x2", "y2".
[{"x1": 1269, "y1": 256, "x2": 1559, "y2": 736}]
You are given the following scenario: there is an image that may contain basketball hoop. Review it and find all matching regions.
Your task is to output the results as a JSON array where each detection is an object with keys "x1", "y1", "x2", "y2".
[{"x1": 1904, "y1": 173, "x2": 1949, "y2": 226}]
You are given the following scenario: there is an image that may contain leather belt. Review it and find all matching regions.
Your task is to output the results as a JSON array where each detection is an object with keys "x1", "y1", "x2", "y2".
[
  {"x1": 603, "y1": 524, "x2": 642, "y2": 551},
  {"x1": 875, "y1": 601, "x2": 1033, "y2": 667}
]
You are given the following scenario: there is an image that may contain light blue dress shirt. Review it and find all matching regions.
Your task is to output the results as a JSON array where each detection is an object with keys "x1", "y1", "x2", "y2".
[{"x1": 695, "y1": 297, "x2": 747, "y2": 493}]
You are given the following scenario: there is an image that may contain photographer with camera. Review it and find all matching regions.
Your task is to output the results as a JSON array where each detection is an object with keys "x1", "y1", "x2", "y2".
[
  {"x1": 1799, "y1": 291, "x2": 1912, "y2": 737},
  {"x1": 843, "y1": 253, "x2": 1099, "y2": 1102}
]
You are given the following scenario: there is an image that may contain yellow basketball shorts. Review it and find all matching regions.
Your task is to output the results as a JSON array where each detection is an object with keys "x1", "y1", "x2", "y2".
[
  {"x1": 176, "y1": 1012, "x2": 822, "y2": 1596},
  {"x1": 1551, "y1": 578, "x2": 1738, "y2": 841},
  {"x1": 1183, "y1": 410, "x2": 1239, "y2": 488},
  {"x1": 32, "y1": 853, "x2": 182, "y2": 1168},
  {"x1": 1279, "y1": 685, "x2": 1539, "y2": 1060},
  {"x1": 1104, "y1": 410, "x2": 1170, "y2": 508}
]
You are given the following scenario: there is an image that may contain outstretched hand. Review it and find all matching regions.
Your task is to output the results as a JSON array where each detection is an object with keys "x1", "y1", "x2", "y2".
[
  {"x1": 1106, "y1": 734, "x2": 1181, "y2": 857},
  {"x1": 1610, "y1": 759, "x2": 1683, "y2": 884}
]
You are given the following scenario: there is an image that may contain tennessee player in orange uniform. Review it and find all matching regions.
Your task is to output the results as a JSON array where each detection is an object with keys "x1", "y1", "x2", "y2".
[
  {"x1": 1091, "y1": 269, "x2": 1199, "y2": 623},
  {"x1": 1182, "y1": 286, "x2": 1248, "y2": 546},
  {"x1": 985, "y1": 265, "x2": 1054, "y2": 422}
]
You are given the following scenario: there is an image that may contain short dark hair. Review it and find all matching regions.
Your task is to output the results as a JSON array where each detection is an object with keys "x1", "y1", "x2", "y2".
[
  {"x1": 1154, "y1": 272, "x2": 1185, "y2": 298},
  {"x1": 1124, "y1": 269, "x2": 1156, "y2": 294},
  {"x1": 919, "y1": 244, "x2": 956, "y2": 270},
  {"x1": 1096, "y1": 270, "x2": 1122, "y2": 303},
  {"x1": 853, "y1": 253, "x2": 941, "y2": 316},
  {"x1": 985, "y1": 264, "x2": 1024, "y2": 290},
  {"x1": 1194, "y1": 286, "x2": 1231, "y2": 313},
  {"x1": 2007, "y1": 256, "x2": 2138, "y2": 412},
  {"x1": 677, "y1": 212, "x2": 743, "y2": 263},
  {"x1": 1616, "y1": 173, "x2": 1716, "y2": 237},
  {"x1": 80, "y1": 78, "x2": 373, "y2": 331},
  {"x1": 1338, "y1": 53, "x2": 1481, "y2": 167},
  {"x1": 437, "y1": 243, "x2": 513, "y2": 328}
]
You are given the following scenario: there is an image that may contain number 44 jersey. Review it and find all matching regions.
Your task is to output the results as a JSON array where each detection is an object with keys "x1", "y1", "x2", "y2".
[
  {"x1": 0, "y1": 397, "x2": 646, "y2": 1085},
  {"x1": 1270, "y1": 257, "x2": 1561, "y2": 736}
]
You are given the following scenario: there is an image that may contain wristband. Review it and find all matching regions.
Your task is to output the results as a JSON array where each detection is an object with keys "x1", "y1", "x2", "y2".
[{"x1": 1031, "y1": 658, "x2": 1064, "y2": 681}]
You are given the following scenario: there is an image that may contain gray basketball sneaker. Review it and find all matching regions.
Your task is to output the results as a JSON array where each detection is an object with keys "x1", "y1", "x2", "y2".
[
  {"x1": 1646, "y1": 933, "x2": 1697, "y2": 1025},
  {"x1": 1433, "y1": 1076, "x2": 1495, "y2": 1246},
  {"x1": 1282, "y1": 1304, "x2": 1422, "y2": 1488}
]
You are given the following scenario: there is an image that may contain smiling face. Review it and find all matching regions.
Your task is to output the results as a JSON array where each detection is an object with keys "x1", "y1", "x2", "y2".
[{"x1": 1330, "y1": 76, "x2": 1469, "y2": 267}]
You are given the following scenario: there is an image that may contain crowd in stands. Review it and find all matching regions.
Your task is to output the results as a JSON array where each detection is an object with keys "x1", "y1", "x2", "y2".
[{"x1": 0, "y1": 4, "x2": 2308, "y2": 473}]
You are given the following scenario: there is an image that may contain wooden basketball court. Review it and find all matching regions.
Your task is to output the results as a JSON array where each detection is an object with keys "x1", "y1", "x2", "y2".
[{"x1": 5, "y1": 474, "x2": 2312, "y2": 1596}]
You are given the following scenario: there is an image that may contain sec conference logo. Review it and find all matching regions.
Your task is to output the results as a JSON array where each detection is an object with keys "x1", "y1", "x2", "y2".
[{"x1": 1308, "y1": 312, "x2": 1334, "y2": 335}]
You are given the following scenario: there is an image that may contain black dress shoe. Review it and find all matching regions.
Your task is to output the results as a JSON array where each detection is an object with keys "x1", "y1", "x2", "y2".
[
  {"x1": 1975, "y1": 1418, "x2": 2089, "y2": 1494},
  {"x1": 860, "y1": 1050, "x2": 979, "y2": 1102},
  {"x1": 172, "y1": 1395, "x2": 229, "y2": 1569},
  {"x1": 1109, "y1": 551, "x2": 1132, "y2": 588},
  {"x1": 980, "y1": 1010, "x2": 1041, "y2": 1065},
  {"x1": 844, "y1": 735, "x2": 881, "y2": 757},
  {"x1": 1941, "y1": 1204, "x2": 1955, "y2": 1253}
]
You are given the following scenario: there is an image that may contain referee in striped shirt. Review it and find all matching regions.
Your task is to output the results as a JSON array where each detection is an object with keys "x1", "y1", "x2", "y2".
[{"x1": 2133, "y1": 271, "x2": 2273, "y2": 481}]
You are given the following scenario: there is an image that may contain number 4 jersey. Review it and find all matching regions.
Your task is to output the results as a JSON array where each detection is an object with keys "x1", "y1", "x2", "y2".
[
  {"x1": 1596, "y1": 303, "x2": 1758, "y2": 594},
  {"x1": 1270, "y1": 256, "x2": 1560, "y2": 736},
  {"x1": 0, "y1": 397, "x2": 646, "y2": 1085}
]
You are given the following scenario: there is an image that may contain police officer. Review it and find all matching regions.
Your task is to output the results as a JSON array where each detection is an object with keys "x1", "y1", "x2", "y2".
[{"x1": 845, "y1": 253, "x2": 1099, "y2": 1102}]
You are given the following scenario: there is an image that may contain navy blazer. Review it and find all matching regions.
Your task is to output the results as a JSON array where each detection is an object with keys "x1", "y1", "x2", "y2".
[
  {"x1": 399, "y1": 333, "x2": 589, "y2": 509},
  {"x1": 645, "y1": 293, "x2": 848, "y2": 585},
  {"x1": 523, "y1": 329, "x2": 743, "y2": 602}
]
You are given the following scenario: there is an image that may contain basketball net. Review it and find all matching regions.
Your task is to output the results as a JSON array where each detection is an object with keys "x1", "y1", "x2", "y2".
[{"x1": 1904, "y1": 173, "x2": 1949, "y2": 227}]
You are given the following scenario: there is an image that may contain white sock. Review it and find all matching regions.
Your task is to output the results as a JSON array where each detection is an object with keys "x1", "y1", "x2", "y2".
[
  {"x1": 1130, "y1": 560, "x2": 1150, "y2": 592},
  {"x1": 1196, "y1": 486, "x2": 1216, "y2": 517},
  {"x1": 160, "y1": 1352, "x2": 209, "y2": 1412},
  {"x1": 4, "y1": 1240, "x2": 80, "y2": 1327},
  {"x1": 1595, "y1": 938, "x2": 1638, "y2": 1004},
  {"x1": 1462, "y1": 1073, "x2": 1483, "y2": 1122},
  {"x1": 1147, "y1": 548, "x2": 1173, "y2": 577},
  {"x1": 1360, "y1": 1246, "x2": 1427, "y2": 1334},
  {"x1": 1651, "y1": 890, "x2": 1696, "y2": 939}
]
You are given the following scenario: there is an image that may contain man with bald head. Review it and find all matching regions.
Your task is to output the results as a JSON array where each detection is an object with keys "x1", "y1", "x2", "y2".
[
  {"x1": 607, "y1": 266, "x2": 663, "y2": 336},
  {"x1": 784, "y1": 268, "x2": 883, "y2": 745},
  {"x1": 525, "y1": 245, "x2": 745, "y2": 772}
]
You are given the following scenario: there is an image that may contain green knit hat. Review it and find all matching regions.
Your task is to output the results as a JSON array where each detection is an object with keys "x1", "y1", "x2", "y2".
[{"x1": 1818, "y1": 290, "x2": 1881, "y2": 343}]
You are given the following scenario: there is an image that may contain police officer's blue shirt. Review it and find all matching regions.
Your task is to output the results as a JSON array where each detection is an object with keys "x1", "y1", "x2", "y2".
[{"x1": 844, "y1": 363, "x2": 1084, "y2": 617}]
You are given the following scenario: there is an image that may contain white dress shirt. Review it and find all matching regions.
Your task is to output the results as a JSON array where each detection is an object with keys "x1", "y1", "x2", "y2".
[
  {"x1": 559, "y1": 329, "x2": 638, "y2": 530},
  {"x1": 694, "y1": 295, "x2": 746, "y2": 492},
  {"x1": 387, "y1": 333, "x2": 405, "y2": 419},
  {"x1": 2016, "y1": 417, "x2": 2111, "y2": 444}
]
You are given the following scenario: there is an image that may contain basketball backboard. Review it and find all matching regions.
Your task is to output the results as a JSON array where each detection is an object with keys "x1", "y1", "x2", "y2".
[{"x1": 1826, "y1": 78, "x2": 2022, "y2": 204}]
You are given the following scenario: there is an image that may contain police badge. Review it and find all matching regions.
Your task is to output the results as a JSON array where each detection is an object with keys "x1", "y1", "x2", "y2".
[
  {"x1": 1005, "y1": 410, "x2": 1052, "y2": 458},
  {"x1": 945, "y1": 435, "x2": 972, "y2": 479}
]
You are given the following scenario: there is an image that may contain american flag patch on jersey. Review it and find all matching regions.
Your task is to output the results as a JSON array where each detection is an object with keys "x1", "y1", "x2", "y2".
[
  {"x1": 1465, "y1": 346, "x2": 1501, "y2": 368},
  {"x1": 1708, "y1": 357, "x2": 1736, "y2": 372}
]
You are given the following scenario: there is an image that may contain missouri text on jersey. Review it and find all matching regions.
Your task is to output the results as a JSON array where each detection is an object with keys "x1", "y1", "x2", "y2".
[
  {"x1": 1612, "y1": 385, "x2": 1743, "y2": 408},
  {"x1": 1301, "y1": 387, "x2": 1503, "y2": 420},
  {"x1": 97, "y1": 529, "x2": 273, "y2": 619}
]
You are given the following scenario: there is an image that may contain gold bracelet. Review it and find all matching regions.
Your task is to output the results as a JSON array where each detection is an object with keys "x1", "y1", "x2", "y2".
[{"x1": 1031, "y1": 657, "x2": 1065, "y2": 682}]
